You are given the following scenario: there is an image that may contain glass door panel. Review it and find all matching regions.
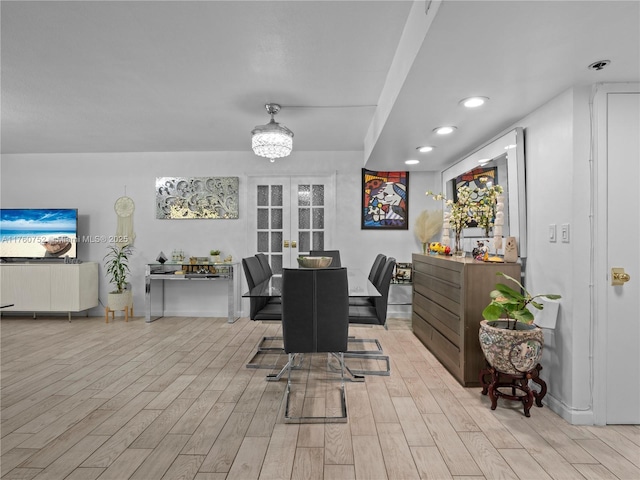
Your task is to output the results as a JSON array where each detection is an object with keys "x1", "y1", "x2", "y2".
[{"x1": 248, "y1": 174, "x2": 335, "y2": 275}]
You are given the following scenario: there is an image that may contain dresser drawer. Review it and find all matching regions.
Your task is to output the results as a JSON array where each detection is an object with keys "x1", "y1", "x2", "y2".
[{"x1": 413, "y1": 291, "x2": 461, "y2": 346}]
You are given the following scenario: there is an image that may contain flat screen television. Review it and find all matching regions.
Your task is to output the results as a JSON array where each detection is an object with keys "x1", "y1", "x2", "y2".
[{"x1": 0, "y1": 209, "x2": 78, "y2": 259}]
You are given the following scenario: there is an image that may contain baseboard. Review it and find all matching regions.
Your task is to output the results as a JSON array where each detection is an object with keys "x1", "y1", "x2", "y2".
[
  {"x1": 545, "y1": 394, "x2": 595, "y2": 425},
  {"x1": 387, "y1": 305, "x2": 411, "y2": 318}
]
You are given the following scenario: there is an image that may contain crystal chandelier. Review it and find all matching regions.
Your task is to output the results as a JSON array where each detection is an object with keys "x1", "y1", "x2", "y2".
[{"x1": 251, "y1": 103, "x2": 293, "y2": 162}]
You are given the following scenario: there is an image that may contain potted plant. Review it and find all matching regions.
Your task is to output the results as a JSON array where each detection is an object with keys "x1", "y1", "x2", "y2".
[
  {"x1": 479, "y1": 272, "x2": 561, "y2": 374},
  {"x1": 104, "y1": 244, "x2": 133, "y2": 313},
  {"x1": 210, "y1": 249, "x2": 221, "y2": 263}
]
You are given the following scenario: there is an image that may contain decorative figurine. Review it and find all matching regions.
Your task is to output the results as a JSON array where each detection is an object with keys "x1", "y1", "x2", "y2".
[
  {"x1": 504, "y1": 236, "x2": 518, "y2": 263},
  {"x1": 473, "y1": 241, "x2": 488, "y2": 260}
]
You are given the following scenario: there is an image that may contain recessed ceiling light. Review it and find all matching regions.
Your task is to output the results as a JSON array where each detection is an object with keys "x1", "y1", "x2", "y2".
[
  {"x1": 588, "y1": 60, "x2": 611, "y2": 71},
  {"x1": 434, "y1": 126, "x2": 457, "y2": 135},
  {"x1": 416, "y1": 146, "x2": 435, "y2": 153},
  {"x1": 460, "y1": 96, "x2": 489, "y2": 108},
  {"x1": 405, "y1": 159, "x2": 420, "y2": 165}
]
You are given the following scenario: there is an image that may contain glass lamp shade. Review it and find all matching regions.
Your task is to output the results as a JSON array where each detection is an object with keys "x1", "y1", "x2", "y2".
[{"x1": 251, "y1": 119, "x2": 293, "y2": 161}]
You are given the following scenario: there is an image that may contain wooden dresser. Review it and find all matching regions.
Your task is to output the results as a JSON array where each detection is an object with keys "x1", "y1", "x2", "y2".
[{"x1": 411, "y1": 254, "x2": 521, "y2": 386}]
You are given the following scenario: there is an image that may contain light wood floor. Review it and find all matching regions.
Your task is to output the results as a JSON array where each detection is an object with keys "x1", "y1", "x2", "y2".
[{"x1": 1, "y1": 315, "x2": 639, "y2": 480}]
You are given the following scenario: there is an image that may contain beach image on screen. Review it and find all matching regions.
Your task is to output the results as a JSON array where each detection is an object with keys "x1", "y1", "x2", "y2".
[{"x1": 0, "y1": 209, "x2": 77, "y2": 258}]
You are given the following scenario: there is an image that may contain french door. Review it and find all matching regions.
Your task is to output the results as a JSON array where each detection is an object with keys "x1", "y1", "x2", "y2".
[{"x1": 247, "y1": 174, "x2": 336, "y2": 275}]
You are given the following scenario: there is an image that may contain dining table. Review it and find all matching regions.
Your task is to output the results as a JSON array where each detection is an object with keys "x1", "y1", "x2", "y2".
[
  {"x1": 242, "y1": 267, "x2": 381, "y2": 300},
  {"x1": 242, "y1": 267, "x2": 382, "y2": 382}
]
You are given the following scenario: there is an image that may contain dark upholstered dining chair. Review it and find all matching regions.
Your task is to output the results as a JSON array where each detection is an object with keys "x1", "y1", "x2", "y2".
[
  {"x1": 281, "y1": 267, "x2": 349, "y2": 422},
  {"x1": 309, "y1": 250, "x2": 342, "y2": 267},
  {"x1": 369, "y1": 253, "x2": 387, "y2": 285},
  {"x1": 344, "y1": 257, "x2": 396, "y2": 376},
  {"x1": 349, "y1": 253, "x2": 386, "y2": 307},
  {"x1": 255, "y1": 252, "x2": 273, "y2": 277},
  {"x1": 242, "y1": 256, "x2": 281, "y2": 321},
  {"x1": 242, "y1": 256, "x2": 284, "y2": 373},
  {"x1": 348, "y1": 257, "x2": 395, "y2": 327}
]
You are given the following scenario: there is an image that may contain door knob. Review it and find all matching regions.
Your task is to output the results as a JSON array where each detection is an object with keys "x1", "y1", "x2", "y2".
[
  {"x1": 284, "y1": 240, "x2": 290, "y2": 248},
  {"x1": 611, "y1": 267, "x2": 631, "y2": 286},
  {"x1": 291, "y1": 240, "x2": 297, "y2": 248}
]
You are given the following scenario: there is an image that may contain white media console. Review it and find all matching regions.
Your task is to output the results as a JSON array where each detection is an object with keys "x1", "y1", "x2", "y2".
[{"x1": 0, "y1": 262, "x2": 99, "y2": 321}]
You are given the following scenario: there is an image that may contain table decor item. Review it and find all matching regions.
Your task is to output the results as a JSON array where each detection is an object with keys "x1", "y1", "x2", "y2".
[
  {"x1": 414, "y1": 209, "x2": 442, "y2": 254},
  {"x1": 297, "y1": 256, "x2": 333, "y2": 268}
]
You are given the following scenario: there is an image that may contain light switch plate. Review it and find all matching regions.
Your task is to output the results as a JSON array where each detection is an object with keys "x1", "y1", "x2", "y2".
[
  {"x1": 561, "y1": 223, "x2": 570, "y2": 243},
  {"x1": 549, "y1": 224, "x2": 557, "y2": 242}
]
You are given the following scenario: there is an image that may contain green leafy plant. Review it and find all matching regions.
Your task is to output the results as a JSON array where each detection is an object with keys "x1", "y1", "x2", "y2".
[
  {"x1": 210, "y1": 249, "x2": 221, "y2": 256},
  {"x1": 104, "y1": 245, "x2": 132, "y2": 293},
  {"x1": 482, "y1": 272, "x2": 561, "y2": 329}
]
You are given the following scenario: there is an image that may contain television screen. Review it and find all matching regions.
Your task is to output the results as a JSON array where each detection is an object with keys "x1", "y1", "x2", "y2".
[{"x1": 0, "y1": 209, "x2": 78, "y2": 259}]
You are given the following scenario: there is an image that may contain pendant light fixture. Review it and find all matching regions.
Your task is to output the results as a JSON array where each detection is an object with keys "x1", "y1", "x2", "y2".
[{"x1": 251, "y1": 103, "x2": 293, "y2": 162}]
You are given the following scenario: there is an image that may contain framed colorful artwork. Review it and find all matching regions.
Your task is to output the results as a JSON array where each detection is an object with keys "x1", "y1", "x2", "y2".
[
  {"x1": 453, "y1": 166, "x2": 498, "y2": 228},
  {"x1": 453, "y1": 166, "x2": 498, "y2": 201},
  {"x1": 361, "y1": 169, "x2": 409, "y2": 230}
]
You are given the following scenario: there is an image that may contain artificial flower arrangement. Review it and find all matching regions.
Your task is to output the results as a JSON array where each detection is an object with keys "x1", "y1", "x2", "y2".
[
  {"x1": 427, "y1": 181, "x2": 504, "y2": 254},
  {"x1": 472, "y1": 183, "x2": 504, "y2": 237}
]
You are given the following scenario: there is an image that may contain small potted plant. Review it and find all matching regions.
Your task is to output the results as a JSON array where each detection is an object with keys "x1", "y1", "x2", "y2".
[
  {"x1": 210, "y1": 249, "x2": 221, "y2": 263},
  {"x1": 479, "y1": 272, "x2": 561, "y2": 374},
  {"x1": 104, "y1": 244, "x2": 133, "y2": 313}
]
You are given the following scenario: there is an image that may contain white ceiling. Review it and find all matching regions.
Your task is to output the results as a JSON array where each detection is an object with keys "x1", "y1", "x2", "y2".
[{"x1": 2, "y1": 1, "x2": 639, "y2": 172}]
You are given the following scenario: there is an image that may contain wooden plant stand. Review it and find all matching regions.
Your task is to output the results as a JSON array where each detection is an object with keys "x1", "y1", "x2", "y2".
[
  {"x1": 479, "y1": 363, "x2": 547, "y2": 417},
  {"x1": 105, "y1": 305, "x2": 132, "y2": 323}
]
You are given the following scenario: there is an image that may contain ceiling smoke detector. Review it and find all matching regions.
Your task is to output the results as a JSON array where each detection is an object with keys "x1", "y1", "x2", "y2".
[{"x1": 588, "y1": 60, "x2": 611, "y2": 71}]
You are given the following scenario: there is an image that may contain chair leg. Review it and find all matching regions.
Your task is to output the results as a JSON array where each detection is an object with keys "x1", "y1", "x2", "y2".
[
  {"x1": 266, "y1": 353, "x2": 303, "y2": 382},
  {"x1": 284, "y1": 352, "x2": 348, "y2": 423},
  {"x1": 346, "y1": 337, "x2": 384, "y2": 355},
  {"x1": 342, "y1": 351, "x2": 391, "y2": 376},
  {"x1": 246, "y1": 335, "x2": 285, "y2": 370}
]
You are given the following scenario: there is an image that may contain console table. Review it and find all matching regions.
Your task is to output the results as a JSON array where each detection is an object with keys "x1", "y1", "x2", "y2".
[{"x1": 145, "y1": 262, "x2": 240, "y2": 323}]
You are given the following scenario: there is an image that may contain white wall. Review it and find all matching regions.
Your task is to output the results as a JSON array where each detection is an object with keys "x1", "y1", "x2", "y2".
[
  {"x1": 517, "y1": 86, "x2": 593, "y2": 422},
  {"x1": 1, "y1": 151, "x2": 439, "y2": 318}
]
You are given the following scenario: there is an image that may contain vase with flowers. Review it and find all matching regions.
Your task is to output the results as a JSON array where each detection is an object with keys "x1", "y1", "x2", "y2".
[
  {"x1": 473, "y1": 183, "x2": 504, "y2": 238},
  {"x1": 428, "y1": 182, "x2": 505, "y2": 256},
  {"x1": 427, "y1": 186, "x2": 477, "y2": 256}
]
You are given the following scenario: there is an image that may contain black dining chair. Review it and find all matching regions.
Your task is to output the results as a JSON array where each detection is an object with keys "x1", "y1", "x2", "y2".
[
  {"x1": 281, "y1": 267, "x2": 349, "y2": 422},
  {"x1": 242, "y1": 256, "x2": 284, "y2": 373},
  {"x1": 309, "y1": 250, "x2": 341, "y2": 267},
  {"x1": 255, "y1": 253, "x2": 280, "y2": 304},
  {"x1": 344, "y1": 257, "x2": 396, "y2": 376},
  {"x1": 255, "y1": 252, "x2": 273, "y2": 277},
  {"x1": 369, "y1": 253, "x2": 387, "y2": 285},
  {"x1": 349, "y1": 257, "x2": 395, "y2": 327},
  {"x1": 242, "y1": 256, "x2": 281, "y2": 320},
  {"x1": 349, "y1": 253, "x2": 386, "y2": 307}
]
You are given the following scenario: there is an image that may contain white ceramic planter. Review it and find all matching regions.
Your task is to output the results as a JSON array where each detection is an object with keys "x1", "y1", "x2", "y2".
[{"x1": 108, "y1": 290, "x2": 132, "y2": 312}]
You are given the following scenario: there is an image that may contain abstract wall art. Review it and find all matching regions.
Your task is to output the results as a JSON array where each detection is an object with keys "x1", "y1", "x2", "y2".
[{"x1": 156, "y1": 176, "x2": 239, "y2": 219}]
